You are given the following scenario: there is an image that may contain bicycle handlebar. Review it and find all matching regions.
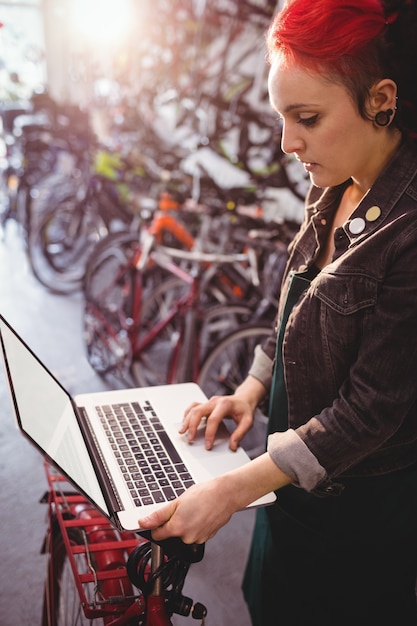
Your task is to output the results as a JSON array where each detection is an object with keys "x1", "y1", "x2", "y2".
[{"x1": 156, "y1": 244, "x2": 250, "y2": 264}]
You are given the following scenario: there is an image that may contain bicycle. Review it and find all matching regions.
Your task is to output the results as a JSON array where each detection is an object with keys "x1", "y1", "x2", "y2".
[
  {"x1": 83, "y1": 204, "x2": 259, "y2": 388},
  {"x1": 27, "y1": 145, "x2": 153, "y2": 295},
  {"x1": 0, "y1": 96, "x2": 92, "y2": 241},
  {"x1": 85, "y1": 226, "x2": 275, "y2": 456},
  {"x1": 41, "y1": 461, "x2": 208, "y2": 625},
  {"x1": 25, "y1": 114, "x2": 201, "y2": 297}
]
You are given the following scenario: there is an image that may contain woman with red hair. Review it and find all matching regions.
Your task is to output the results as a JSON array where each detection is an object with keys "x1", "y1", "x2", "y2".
[{"x1": 140, "y1": 1, "x2": 417, "y2": 623}]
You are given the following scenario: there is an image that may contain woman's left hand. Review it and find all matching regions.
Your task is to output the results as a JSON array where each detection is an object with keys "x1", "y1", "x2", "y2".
[
  {"x1": 138, "y1": 476, "x2": 235, "y2": 544},
  {"x1": 138, "y1": 452, "x2": 292, "y2": 544}
]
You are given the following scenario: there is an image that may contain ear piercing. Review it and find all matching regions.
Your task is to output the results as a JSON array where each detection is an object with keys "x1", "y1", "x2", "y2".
[{"x1": 374, "y1": 108, "x2": 394, "y2": 127}]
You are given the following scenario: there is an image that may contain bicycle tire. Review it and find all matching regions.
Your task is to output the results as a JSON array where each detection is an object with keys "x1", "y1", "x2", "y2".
[
  {"x1": 83, "y1": 231, "x2": 166, "y2": 381},
  {"x1": 28, "y1": 192, "x2": 108, "y2": 294},
  {"x1": 198, "y1": 323, "x2": 271, "y2": 395},
  {"x1": 198, "y1": 323, "x2": 272, "y2": 458},
  {"x1": 83, "y1": 230, "x2": 142, "y2": 301},
  {"x1": 84, "y1": 236, "x2": 138, "y2": 379}
]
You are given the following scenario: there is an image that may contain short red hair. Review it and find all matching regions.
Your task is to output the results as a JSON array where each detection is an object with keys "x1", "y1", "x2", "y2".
[
  {"x1": 267, "y1": 0, "x2": 386, "y2": 72},
  {"x1": 267, "y1": 0, "x2": 417, "y2": 142}
]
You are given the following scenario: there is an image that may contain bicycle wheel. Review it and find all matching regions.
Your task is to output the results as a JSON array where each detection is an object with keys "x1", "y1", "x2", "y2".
[
  {"x1": 28, "y1": 192, "x2": 107, "y2": 294},
  {"x1": 42, "y1": 527, "x2": 106, "y2": 626},
  {"x1": 130, "y1": 275, "x2": 190, "y2": 387},
  {"x1": 84, "y1": 233, "x2": 139, "y2": 379},
  {"x1": 0, "y1": 165, "x2": 13, "y2": 233},
  {"x1": 198, "y1": 323, "x2": 271, "y2": 396},
  {"x1": 83, "y1": 231, "x2": 165, "y2": 381},
  {"x1": 175, "y1": 302, "x2": 255, "y2": 384},
  {"x1": 198, "y1": 324, "x2": 272, "y2": 458},
  {"x1": 84, "y1": 230, "x2": 142, "y2": 302},
  {"x1": 199, "y1": 302, "x2": 254, "y2": 357}
]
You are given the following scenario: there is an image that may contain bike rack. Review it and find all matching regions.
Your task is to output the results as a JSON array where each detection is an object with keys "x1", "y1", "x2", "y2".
[
  {"x1": 42, "y1": 463, "x2": 206, "y2": 625},
  {"x1": 43, "y1": 461, "x2": 147, "y2": 623}
]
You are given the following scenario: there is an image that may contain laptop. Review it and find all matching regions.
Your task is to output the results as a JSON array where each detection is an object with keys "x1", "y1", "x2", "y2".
[{"x1": 0, "y1": 314, "x2": 275, "y2": 531}]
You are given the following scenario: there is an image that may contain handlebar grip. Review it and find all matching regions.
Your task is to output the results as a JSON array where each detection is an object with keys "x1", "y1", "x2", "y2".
[{"x1": 137, "y1": 531, "x2": 205, "y2": 563}]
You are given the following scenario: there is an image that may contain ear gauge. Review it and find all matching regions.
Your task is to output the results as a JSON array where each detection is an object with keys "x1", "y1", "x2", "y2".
[{"x1": 374, "y1": 108, "x2": 394, "y2": 127}]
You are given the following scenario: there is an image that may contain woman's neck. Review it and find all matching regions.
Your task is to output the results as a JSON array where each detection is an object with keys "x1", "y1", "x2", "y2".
[{"x1": 351, "y1": 129, "x2": 402, "y2": 201}]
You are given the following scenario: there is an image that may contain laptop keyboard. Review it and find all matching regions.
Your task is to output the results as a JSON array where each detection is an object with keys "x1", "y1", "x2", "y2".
[{"x1": 95, "y1": 401, "x2": 195, "y2": 506}]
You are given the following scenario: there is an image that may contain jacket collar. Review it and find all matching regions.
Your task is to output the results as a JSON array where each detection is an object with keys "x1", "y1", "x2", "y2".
[
  {"x1": 343, "y1": 141, "x2": 417, "y2": 243},
  {"x1": 305, "y1": 141, "x2": 417, "y2": 245}
]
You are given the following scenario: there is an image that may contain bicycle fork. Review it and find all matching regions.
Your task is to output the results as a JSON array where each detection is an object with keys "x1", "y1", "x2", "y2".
[{"x1": 169, "y1": 307, "x2": 200, "y2": 384}]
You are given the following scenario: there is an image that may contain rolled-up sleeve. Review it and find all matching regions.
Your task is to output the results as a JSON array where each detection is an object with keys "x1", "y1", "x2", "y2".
[
  {"x1": 267, "y1": 429, "x2": 327, "y2": 491},
  {"x1": 248, "y1": 344, "x2": 274, "y2": 390}
]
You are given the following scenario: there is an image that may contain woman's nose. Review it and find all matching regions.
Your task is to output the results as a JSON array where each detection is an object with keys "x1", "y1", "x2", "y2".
[{"x1": 280, "y1": 123, "x2": 304, "y2": 155}]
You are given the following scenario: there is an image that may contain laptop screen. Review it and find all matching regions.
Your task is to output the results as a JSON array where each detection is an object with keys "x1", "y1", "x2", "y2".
[{"x1": 0, "y1": 317, "x2": 109, "y2": 514}]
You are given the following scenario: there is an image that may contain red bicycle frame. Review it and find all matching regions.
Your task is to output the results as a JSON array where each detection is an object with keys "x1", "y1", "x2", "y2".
[{"x1": 42, "y1": 462, "x2": 198, "y2": 626}]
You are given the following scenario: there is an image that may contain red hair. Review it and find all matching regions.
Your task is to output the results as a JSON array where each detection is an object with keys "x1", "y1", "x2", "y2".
[
  {"x1": 267, "y1": 0, "x2": 417, "y2": 142},
  {"x1": 267, "y1": 0, "x2": 386, "y2": 72}
]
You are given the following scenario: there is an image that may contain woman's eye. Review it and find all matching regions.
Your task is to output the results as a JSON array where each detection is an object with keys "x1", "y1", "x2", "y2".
[{"x1": 298, "y1": 115, "x2": 318, "y2": 127}]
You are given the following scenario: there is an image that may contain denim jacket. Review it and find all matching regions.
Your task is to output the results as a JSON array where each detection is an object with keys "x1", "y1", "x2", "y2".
[{"x1": 249, "y1": 141, "x2": 417, "y2": 493}]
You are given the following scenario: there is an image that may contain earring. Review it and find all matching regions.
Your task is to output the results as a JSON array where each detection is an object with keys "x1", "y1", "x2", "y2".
[{"x1": 374, "y1": 108, "x2": 394, "y2": 127}]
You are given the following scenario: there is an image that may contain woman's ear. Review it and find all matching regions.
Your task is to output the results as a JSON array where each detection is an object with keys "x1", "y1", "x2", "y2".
[{"x1": 368, "y1": 79, "x2": 398, "y2": 117}]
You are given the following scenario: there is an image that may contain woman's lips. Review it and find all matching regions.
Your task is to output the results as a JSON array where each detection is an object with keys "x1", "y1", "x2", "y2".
[{"x1": 302, "y1": 162, "x2": 316, "y2": 172}]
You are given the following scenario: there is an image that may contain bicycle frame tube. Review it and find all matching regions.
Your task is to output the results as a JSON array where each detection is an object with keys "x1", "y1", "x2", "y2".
[
  {"x1": 86, "y1": 301, "x2": 132, "y2": 354},
  {"x1": 150, "y1": 212, "x2": 194, "y2": 251},
  {"x1": 132, "y1": 264, "x2": 201, "y2": 384},
  {"x1": 132, "y1": 281, "x2": 195, "y2": 355},
  {"x1": 131, "y1": 247, "x2": 196, "y2": 350},
  {"x1": 145, "y1": 596, "x2": 174, "y2": 626}
]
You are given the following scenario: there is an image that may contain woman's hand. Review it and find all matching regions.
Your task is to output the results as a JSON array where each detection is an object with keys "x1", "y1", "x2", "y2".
[
  {"x1": 180, "y1": 375, "x2": 267, "y2": 451},
  {"x1": 138, "y1": 477, "x2": 236, "y2": 544},
  {"x1": 138, "y1": 453, "x2": 291, "y2": 544}
]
